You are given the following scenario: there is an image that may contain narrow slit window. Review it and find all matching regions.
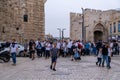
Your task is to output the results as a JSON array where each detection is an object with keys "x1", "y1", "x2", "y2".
[
  {"x1": 24, "y1": 14, "x2": 28, "y2": 22},
  {"x1": 2, "y1": 27, "x2": 5, "y2": 33}
]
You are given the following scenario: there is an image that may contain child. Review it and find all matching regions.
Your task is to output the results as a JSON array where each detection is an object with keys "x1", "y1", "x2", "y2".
[
  {"x1": 63, "y1": 45, "x2": 67, "y2": 57},
  {"x1": 96, "y1": 48, "x2": 102, "y2": 66},
  {"x1": 107, "y1": 47, "x2": 112, "y2": 69},
  {"x1": 73, "y1": 48, "x2": 80, "y2": 61},
  {"x1": 50, "y1": 43, "x2": 59, "y2": 71}
]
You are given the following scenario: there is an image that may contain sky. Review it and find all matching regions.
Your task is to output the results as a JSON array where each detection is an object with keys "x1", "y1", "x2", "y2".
[{"x1": 45, "y1": 0, "x2": 120, "y2": 37}]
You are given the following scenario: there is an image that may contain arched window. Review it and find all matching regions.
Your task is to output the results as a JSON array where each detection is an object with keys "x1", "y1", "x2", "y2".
[
  {"x1": 110, "y1": 24, "x2": 112, "y2": 34},
  {"x1": 118, "y1": 21, "x2": 120, "y2": 32},
  {"x1": 114, "y1": 22, "x2": 116, "y2": 33}
]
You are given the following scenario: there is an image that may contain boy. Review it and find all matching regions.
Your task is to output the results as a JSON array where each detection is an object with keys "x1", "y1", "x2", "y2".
[
  {"x1": 50, "y1": 43, "x2": 59, "y2": 71},
  {"x1": 96, "y1": 48, "x2": 102, "y2": 66}
]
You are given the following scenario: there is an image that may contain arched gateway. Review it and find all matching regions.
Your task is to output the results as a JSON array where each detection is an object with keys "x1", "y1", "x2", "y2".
[{"x1": 93, "y1": 23, "x2": 108, "y2": 42}]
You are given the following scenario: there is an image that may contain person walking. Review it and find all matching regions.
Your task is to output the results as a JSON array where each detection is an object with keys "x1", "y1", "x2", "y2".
[
  {"x1": 50, "y1": 43, "x2": 59, "y2": 71},
  {"x1": 107, "y1": 46, "x2": 112, "y2": 69},
  {"x1": 23, "y1": 39, "x2": 28, "y2": 57},
  {"x1": 29, "y1": 39, "x2": 36, "y2": 60},
  {"x1": 10, "y1": 39, "x2": 18, "y2": 66},
  {"x1": 96, "y1": 48, "x2": 102, "y2": 66},
  {"x1": 36, "y1": 38, "x2": 42, "y2": 58},
  {"x1": 91, "y1": 42, "x2": 97, "y2": 56},
  {"x1": 45, "y1": 41, "x2": 51, "y2": 59},
  {"x1": 85, "y1": 42, "x2": 90, "y2": 55},
  {"x1": 41, "y1": 40, "x2": 46, "y2": 57},
  {"x1": 102, "y1": 43, "x2": 108, "y2": 67}
]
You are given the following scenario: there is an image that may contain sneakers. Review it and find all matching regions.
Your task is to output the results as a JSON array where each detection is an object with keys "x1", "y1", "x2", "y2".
[
  {"x1": 50, "y1": 65, "x2": 56, "y2": 71},
  {"x1": 102, "y1": 65, "x2": 104, "y2": 67},
  {"x1": 107, "y1": 66, "x2": 111, "y2": 69},
  {"x1": 71, "y1": 59, "x2": 73, "y2": 61},
  {"x1": 98, "y1": 64, "x2": 101, "y2": 67},
  {"x1": 53, "y1": 68, "x2": 56, "y2": 71},
  {"x1": 50, "y1": 65, "x2": 52, "y2": 70},
  {"x1": 96, "y1": 62, "x2": 98, "y2": 65},
  {"x1": 12, "y1": 63, "x2": 16, "y2": 66}
]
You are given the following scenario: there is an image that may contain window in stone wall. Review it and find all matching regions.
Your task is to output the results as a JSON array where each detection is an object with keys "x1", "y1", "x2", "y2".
[
  {"x1": 110, "y1": 24, "x2": 112, "y2": 34},
  {"x1": 118, "y1": 21, "x2": 120, "y2": 32},
  {"x1": 113, "y1": 22, "x2": 116, "y2": 33},
  {"x1": 2, "y1": 27, "x2": 5, "y2": 33},
  {"x1": 23, "y1": 14, "x2": 28, "y2": 22}
]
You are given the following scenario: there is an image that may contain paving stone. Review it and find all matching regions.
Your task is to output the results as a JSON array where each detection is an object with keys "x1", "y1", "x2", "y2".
[{"x1": 0, "y1": 56, "x2": 120, "y2": 80}]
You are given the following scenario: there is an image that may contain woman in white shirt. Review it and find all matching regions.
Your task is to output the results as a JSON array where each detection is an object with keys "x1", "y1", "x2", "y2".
[{"x1": 107, "y1": 46, "x2": 112, "y2": 69}]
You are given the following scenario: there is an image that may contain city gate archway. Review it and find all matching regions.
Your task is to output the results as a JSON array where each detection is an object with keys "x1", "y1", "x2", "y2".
[
  {"x1": 94, "y1": 31, "x2": 103, "y2": 42},
  {"x1": 93, "y1": 23, "x2": 107, "y2": 42}
]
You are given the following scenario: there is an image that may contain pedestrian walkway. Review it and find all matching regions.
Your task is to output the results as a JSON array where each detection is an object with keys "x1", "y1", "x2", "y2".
[{"x1": 0, "y1": 56, "x2": 120, "y2": 80}]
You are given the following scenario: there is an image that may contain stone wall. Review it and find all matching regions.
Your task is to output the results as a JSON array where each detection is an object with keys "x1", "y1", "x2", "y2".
[
  {"x1": 70, "y1": 12, "x2": 82, "y2": 40},
  {"x1": 70, "y1": 8, "x2": 120, "y2": 42},
  {"x1": 0, "y1": 0, "x2": 46, "y2": 43}
]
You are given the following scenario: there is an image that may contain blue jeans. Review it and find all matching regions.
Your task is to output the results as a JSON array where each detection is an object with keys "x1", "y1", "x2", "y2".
[
  {"x1": 102, "y1": 55, "x2": 108, "y2": 67},
  {"x1": 11, "y1": 52, "x2": 16, "y2": 64},
  {"x1": 107, "y1": 56, "x2": 111, "y2": 68},
  {"x1": 92, "y1": 47, "x2": 97, "y2": 55}
]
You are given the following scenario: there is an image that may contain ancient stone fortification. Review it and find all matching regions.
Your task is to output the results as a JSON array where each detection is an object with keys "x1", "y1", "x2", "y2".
[
  {"x1": 70, "y1": 8, "x2": 120, "y2": 42},
  {"x1": 0, "y1": 0, "x2": 46, "y2": 43}
]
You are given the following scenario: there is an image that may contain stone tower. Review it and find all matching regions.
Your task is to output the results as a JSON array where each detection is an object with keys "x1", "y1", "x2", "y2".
[{"x1": 0, "y1": 0, "x2": 46, "y2": 43}]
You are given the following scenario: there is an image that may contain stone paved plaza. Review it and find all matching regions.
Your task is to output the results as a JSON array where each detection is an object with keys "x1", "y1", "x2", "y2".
[{"x1": 0, "y1": 56, "x2": 120, "y2": 80}]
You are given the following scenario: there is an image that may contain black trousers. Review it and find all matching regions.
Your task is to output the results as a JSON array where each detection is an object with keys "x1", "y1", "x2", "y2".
[
  {"x1": 97, "y1": 57, "x2": 102, "y2": 66},
  {"x1": 45, "y1": 50, "x2": 50, "y2": 58},
  {"x1": 37, "y1": 49, "x2": 42, "y2": 57}
]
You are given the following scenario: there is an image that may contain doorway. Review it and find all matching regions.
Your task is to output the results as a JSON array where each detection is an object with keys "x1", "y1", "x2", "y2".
[{"x1": 94, "y1": 31, "x2": 103, "y2": 42}]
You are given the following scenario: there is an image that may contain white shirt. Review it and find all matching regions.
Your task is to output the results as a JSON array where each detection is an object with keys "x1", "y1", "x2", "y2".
[
  {"x1": 75, "y1": 42, "x2": 78, "y2": 47},
  {"x1": 10, "y1": 44, "x2": 18, "y2": 53},
  {"x1": 45, "y1": 43, "x2": 51, "y2": 50},
  {"x1": 110, "y1": 42, "x2": 113, "y2": 48},
  {"x1": 41, "y1": 42, "x2": 45, "y2": 47},
  {"x1": 62, "y1": 42, "x2": 66, "y2": 48},
  {"x1": 67, "y1": 41, "x2": 72, "y2": 48},
  {"x1": 98, "y1": 52, "x2": 102, "y2": 58},
  {"x1": 57, "y1": 42, "x2": 61, "y2": 49},
  {"x1": 35, "y1": 41, "x2": 39, "y2": 47},
  {"x1": 108, "y1": 48, "x2": 112, "y2": 57}
]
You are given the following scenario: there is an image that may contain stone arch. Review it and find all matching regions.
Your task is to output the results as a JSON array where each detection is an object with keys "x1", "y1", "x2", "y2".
[{"x1": 93, "y1": 23, "x2": 108, "y2": 42}]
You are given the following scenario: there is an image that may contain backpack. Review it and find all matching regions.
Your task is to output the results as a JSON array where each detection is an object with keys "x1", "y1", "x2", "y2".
[
  {"x1": 78, "y1": 43, "x2": 82, "y2": 49},
  {"x1": 37, "y1": 42, "x2": 42, "y2": 49}
]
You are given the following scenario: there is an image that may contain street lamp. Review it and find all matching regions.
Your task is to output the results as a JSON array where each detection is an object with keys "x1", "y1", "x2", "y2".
[
  {"x1": 57, "y1": 28, "x2": 61, "y2": 40},
  {"x1": 57, "y1": 28, "x2": 66, "y2": 40},
  {"x1": 62, "y1": 28, "x2": 66, "y2": 40}
]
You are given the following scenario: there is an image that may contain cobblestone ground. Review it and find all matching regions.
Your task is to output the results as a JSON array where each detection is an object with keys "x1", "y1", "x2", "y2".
[{"x1": 0, "y1": 55, "x2": 120, "y2": 80}]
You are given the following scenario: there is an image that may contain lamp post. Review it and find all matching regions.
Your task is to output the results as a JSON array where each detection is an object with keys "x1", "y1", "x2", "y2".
[
  {"x1": 62, "y1": 28, "x2": 66, "y2": 40},
  {"x1": 57, "y1": 28, "x2": 61, "y2": 40},
  {"x1": 57, "y1": 28, "x2": 66, "y2": 40}
]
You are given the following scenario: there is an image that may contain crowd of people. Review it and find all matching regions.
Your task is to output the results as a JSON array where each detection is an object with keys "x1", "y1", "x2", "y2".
[{"x1": 9, "y1": 38, "x2": 120, "y2": 70}]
